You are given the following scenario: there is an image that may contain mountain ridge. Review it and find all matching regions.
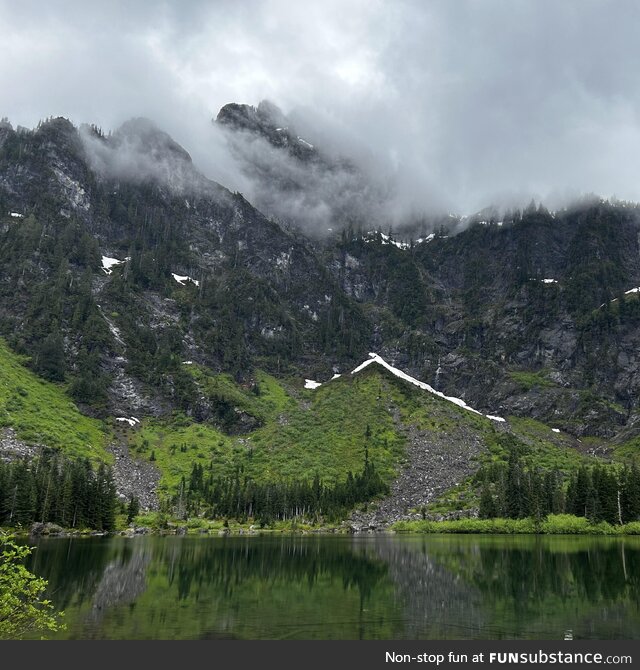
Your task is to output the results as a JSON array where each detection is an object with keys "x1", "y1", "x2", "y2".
[{"x1": 1, "y1": 110, "x2": 639, "y2": 519}]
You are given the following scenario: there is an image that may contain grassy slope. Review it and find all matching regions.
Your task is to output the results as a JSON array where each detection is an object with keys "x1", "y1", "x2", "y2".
[
  {"x1": 0, "y1": 339, "x2": 110, "y2": 461},
  {"x1": 129, "y1": 366, "x2": 406, "y2": 498},
  {"x1": 126, "y1": 363, "x2": 597, "y2": 510},
  {"x1": 0, "y1": 331, "x2": 610, "y2": 512}
]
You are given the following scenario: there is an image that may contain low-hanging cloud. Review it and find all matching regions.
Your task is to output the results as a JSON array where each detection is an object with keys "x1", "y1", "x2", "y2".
[{"x1": 2, "y1": 0, "x2": 640, "y2": 222}]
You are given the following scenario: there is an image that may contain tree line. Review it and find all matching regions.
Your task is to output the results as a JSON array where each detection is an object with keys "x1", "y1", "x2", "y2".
[
  {"x1": 172, "y1": 456, "x2": 388, "y2": 525},
  {"x1": 478, "y1": 453, "x2": 640, "y2": 525},
  {"x1": 0, "y1": 452, "x2": 118, "y2": 531}
]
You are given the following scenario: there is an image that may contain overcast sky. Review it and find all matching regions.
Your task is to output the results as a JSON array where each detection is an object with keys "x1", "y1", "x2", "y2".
[{"x1": 2, "y1": 0, "x2": 640, "y2": 214}]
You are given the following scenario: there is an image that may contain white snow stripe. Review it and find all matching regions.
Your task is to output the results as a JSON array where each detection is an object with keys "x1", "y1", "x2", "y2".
[
  {"x1": 172, "y1": 273, "x2": 200, "y2": 287},
  {"x1": 350, "y1": 353, "x2": 505, "y2": 422}
]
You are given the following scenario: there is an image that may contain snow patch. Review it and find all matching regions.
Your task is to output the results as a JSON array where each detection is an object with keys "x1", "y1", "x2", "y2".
[
  {"x1": 116, "y1": 417, "x2": 139, "y2": 427},
  {"x1": 301, "y1": 353, "x2": 506, "y2": 422},
  {"x1": 542, "y1": 278, "x2": 558, "y2": 284},
  {"x1": 364, "y1": 231, "x2": 412, "y2": 250},
  {"x1": 102, "y1": 256, "x2": 126, "y2": 275},
  {"x1": 172, "y1": 273, "x2": 200, "y2": 287},
  {"x1": 9, "y1": 212, "x2": 24, "y2": 218},
  {"x1": 600, "y1": 286, "x2": 640, "y2": 308},
  {"x1": 552, "y1": 428, "x2": 561, "y2": 433},
  {"x1": 350, "y1": 353, "x2": 505, "y2": 422},
  {"x1": 304, "y1": 379, "x2": 322, "y2": 390}
]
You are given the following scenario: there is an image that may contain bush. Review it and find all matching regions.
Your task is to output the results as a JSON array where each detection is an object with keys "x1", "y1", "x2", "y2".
[{"x1": 0, "y1": 533, "x2": 65, "y2": 639}]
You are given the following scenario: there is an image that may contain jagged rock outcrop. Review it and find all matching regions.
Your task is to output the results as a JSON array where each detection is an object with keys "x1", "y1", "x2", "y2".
[{"x1": 2, "y1": 110, "x2": 640, "y2": 463}]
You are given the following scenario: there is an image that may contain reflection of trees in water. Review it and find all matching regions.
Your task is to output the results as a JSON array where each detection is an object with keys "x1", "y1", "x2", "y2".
[
  {"x1": 28, "y1": 535, "x2": 640, "y2": 639},
  {"x1": 361, "y1": 537, "x2": 489, "y2": 638},
  {"x1": 429, "y1": 537, "x2": 640, "y2": 637},
  {"x1": 357, "y1": 537, "x2": 640, "y2": 639},
  {"x1": 155, "y1": 537, "x2": 389, "y2": 606},
  {"x1": 27, "y1": 538, "x2": 119, "y2": 610},
  {"x1": 471, "y1": 539, "x2": 640, "y2": 608}
]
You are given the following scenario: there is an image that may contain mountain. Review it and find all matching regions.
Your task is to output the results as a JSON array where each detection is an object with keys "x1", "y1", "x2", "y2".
[
  {"x1": 215, "y1": 100, "x2": 397, "y2": 235},
  {"x1": 1, "y1": 110, "x2": 639, "y2": 522}
]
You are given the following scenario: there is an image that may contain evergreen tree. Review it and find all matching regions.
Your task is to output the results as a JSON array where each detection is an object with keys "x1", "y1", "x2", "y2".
[
  {"x1": 621, "y1": 463, "x2": 640, "y2": 522},
  {"x1": 479, "y1": 483, "x2": 497, "y2": 519},
  {"x1": 34, "y1": 331, "x2": 66, "y2": 382}
]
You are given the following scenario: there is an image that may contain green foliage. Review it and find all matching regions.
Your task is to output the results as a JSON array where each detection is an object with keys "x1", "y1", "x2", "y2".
[
  {"x1": 173, "y1": 456, "x2": 388, "y2": 523},
  {"x1": 131, "y1": 367, "x2": 405, "y2": 502},
  {"x1": 508, "y1": 369, "x2": 555, "y2": 391},
  {"x1": 0, "y1": 339, "x2": 110, "y2": 461},
  {"x1": 394, "y1": 514, "x2": 639, "y2": 535},
  {"x1": 503, "y1": 417, "x2": 588, "y2": 472},
  {"x1": 475, "y1": 445, "x2": 637, "y2": 527},
  {"x1": 126, "y1": 497, "x2": 140, "y2": 524},
  {"x1": 0, "y1": 533, "x2": 64, "y2": 639},
  {"x1": 564, "y1": 205, "x2": 630, "y2": 317},
  {"x1": 0, "y1": 453, "x2": 118, "y2": 531}
]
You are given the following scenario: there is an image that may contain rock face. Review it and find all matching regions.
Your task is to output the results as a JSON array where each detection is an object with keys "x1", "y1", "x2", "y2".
[
  {"x1": 87, "y1": 551, "x2": 151, "y2": 624},
  {"x1": 1, "y1": 110, "x2": 640, "y2": 486},
  {"x1": 216, "y1": 100, "x2": 381, "y2": 233},
  {"x1": 0, "y1": 428, "x2": 39, "y2": 461},
  {"x1": 349, "y1": 412, "x2": 487, "y2": 529},
  {"x1": 107, "y1": 440, "x2": 160, "y2": 511}
]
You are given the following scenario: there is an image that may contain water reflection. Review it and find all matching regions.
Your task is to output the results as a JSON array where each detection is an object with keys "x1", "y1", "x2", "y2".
[{"x1": 26, "y1": 534, "x2": 640, "y2": 639}]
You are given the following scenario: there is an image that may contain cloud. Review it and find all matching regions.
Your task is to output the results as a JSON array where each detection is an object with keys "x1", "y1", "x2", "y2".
[{"x1": 2, "y1": 0, "x2": 640, "y2": 218}]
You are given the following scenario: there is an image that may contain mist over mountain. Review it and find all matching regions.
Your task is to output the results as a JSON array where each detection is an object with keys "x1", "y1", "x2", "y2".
[
  {"x1": 4, "y1": 2, "x2": 640, "y2": 219},
  {"x1": 3, "y1": 1, "x2": 640, "y2": 533}
]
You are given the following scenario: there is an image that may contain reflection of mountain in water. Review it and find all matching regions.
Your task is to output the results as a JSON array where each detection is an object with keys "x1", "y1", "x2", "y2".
[
  {"x1": 87, "y1": 550, "x2": 151, "y2": 624},
  {"x1": 27, "y1": 535, "x2": 640, "y2": 639},
  {"x1": 361, "y1": 537, "x2": 488, "y2": 638},
  {"x1": 370, "y1": 536, "x2": 640, "y2": 639},
  {"x1": 453, "y1": 537, "x2": 640, "y2": 638}
]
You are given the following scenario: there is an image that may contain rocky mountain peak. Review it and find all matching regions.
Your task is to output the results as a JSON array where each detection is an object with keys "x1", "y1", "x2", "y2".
[
  {"x1": 112, "y1": 117, "x2": 192, "y2": 164},
  {"x1": 216, "y1": 100, "x2": 316, "y2": 159}
]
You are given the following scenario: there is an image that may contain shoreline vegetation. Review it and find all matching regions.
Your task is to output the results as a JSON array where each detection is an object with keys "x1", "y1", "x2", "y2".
[
  {"x1": 393, "y1": 514, "x2": 640, "y2": 535},
  {"x1": 6, "y1": 513, "x2": 640, "y2": 538}
]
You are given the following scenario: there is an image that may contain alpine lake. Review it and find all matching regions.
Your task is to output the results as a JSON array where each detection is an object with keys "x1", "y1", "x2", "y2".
[{"x1": 25, "y1": 533, "x2": 640, "y2": 640}]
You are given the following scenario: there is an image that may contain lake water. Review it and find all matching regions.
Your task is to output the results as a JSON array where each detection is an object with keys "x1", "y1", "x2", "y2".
[{"x1": 25, "y1": 534, "x2": 640, "y2": 640}]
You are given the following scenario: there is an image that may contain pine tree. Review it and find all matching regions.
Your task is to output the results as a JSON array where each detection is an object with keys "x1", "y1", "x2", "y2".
[
  {"x1": 621, "y1": 463, "x2": 640, "y2": 522},
  {"x1": 505, "y1": 453, "x2": 523, "y2": 518},
  {"x1": 479, "y1": 483, "x2": 497, "y2": 519}
]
